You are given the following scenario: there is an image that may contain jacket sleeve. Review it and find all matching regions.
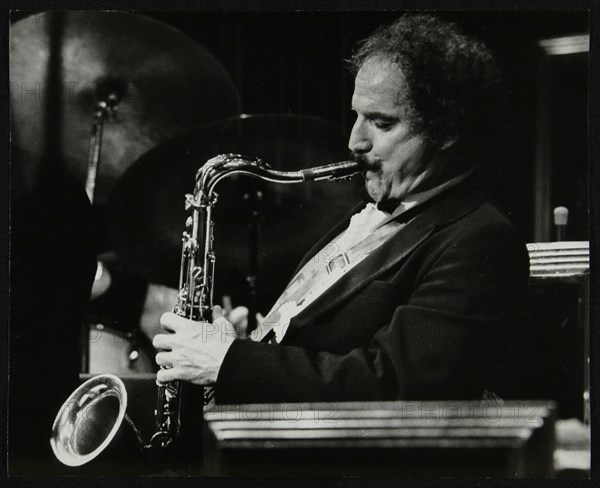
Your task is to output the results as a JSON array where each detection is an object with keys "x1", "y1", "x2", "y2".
[{"x1": 215, "y1": 222, "x2": 529, "y2": 404}]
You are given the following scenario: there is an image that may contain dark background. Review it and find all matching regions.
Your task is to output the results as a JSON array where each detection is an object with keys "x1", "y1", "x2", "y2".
[
  {"x1": 5, "y1": 7, "x2": 594, "y2": 477},
  {"x1": 10, "y1": 9, "x2": 590, "y2": 242},
  {"x1": 142, "y1": 10, "x2": 590, "y2": 242}
]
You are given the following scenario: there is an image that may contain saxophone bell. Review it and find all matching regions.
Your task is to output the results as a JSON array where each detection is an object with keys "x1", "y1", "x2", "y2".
[{"x1": 50, "y1": 374, "x2": 146, "y2": 468}]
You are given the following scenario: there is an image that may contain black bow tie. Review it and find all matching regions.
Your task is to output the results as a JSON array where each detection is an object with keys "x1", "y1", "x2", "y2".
[{"x1": 376, "y1": 199, "x2": 402, "y2": 214}]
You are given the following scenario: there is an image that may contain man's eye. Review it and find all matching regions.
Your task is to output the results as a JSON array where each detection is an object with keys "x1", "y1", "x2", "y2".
[{"x1": 374, "y1": 120, "x2": 394, "y2": 130}]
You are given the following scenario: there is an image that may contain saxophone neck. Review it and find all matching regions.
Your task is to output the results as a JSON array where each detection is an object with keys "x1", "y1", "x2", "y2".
[
  {"x1": 193, "y1": 155, "x2": 261, "y2": 205},
  {"x1": 194, "y1": 154, "x2": 361, "y2": 201}
]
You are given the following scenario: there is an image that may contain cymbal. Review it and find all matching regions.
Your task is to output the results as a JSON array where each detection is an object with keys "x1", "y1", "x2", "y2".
[
  {"x1": 10, "y1": 11, "x2": 240, "y2": 203},
  {"x1": 107, "y1": 114, "x2": 362, "y2": 306}
]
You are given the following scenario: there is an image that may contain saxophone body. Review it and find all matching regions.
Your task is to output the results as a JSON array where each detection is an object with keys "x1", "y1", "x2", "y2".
[{"x1": 50, "y1": 154, "x2": 360, "y2": 467}]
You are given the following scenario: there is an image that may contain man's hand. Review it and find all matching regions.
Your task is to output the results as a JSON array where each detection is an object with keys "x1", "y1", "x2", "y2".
[
  {"x1": 152, "y1": 306, "x2": 237, "y2": 385},
  {"x1": 221, "y1": 295, "x2": 265, "y2": 340},
  {"x1": 227, "y1": 306, "x2": 266, "y2": 340}
]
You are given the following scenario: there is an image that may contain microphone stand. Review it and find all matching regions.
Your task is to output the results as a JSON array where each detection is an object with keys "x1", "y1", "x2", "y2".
[{"x1": 245, "y1": 186, "x2": 263, "y2": 336}]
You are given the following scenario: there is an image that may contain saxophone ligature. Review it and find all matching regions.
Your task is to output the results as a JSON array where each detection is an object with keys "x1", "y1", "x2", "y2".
[{"x1": 49, "y1": 154, "x2": 361, "y2": 467}]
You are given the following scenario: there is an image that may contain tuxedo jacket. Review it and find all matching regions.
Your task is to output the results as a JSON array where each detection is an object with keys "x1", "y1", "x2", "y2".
[{"x1": 215, "y1": 182, "x2": 530, "y2": 404}]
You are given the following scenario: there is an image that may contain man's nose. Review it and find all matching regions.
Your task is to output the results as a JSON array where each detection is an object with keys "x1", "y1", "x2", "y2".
[{"x1": 348, "y1": 118, "x2": 372, "y2": 154}]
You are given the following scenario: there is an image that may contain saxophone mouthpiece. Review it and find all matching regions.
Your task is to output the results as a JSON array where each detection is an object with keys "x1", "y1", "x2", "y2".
[{"x1": 301, "y1": 161, "x2": 361, "y2": 182}]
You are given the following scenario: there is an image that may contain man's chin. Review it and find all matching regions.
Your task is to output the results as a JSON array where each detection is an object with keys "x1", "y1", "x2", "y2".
[{"x1": 364, "y1": 180, "x2": 384, "y2": 203}]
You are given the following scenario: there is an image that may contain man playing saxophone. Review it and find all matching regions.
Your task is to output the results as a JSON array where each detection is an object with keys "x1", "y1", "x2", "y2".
[{"x1": 153, "y1": 14, "x2": 529, "y2": 404}]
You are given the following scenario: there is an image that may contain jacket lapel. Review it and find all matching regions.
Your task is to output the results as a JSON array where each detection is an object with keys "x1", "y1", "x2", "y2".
[
  {"x1": 293, "y1": 200, "x2": 367, "y2": 273},
  {"x1": 290, "y1": 185, "x2": 485, "y2": 325}
]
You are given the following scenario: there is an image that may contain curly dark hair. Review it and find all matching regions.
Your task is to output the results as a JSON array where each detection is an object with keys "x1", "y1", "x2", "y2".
[{"x1": 350, "y1": 14, "x2": 501, "y2": 157}]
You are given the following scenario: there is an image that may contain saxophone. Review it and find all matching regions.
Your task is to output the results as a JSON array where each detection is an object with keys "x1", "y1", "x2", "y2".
[{"x1": 50, "y1": 154, "x2": 360, "y2": 467}]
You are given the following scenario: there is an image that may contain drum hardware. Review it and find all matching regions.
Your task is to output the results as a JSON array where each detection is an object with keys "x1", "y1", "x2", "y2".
[
  {"x1": 90, "y1": 260, "x2": 112, "y2": 300},
  {"x1": 85, "y1": 78, "x2": 127, "y2": 203},
  {"x1": 10, "y1": 11, "x2": 240, "y2": 203},
  {"x1": 83, "y1": 323, "x2": 155, "y2": 375},
  {"x1": 125, "y1": 330, "x2": 142, "y2": 365}
]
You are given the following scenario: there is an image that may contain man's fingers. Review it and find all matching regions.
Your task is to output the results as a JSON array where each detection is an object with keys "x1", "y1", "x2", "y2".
[
  {"x1": 160, "y1": 312, "x2": 209, "y2": 334},
  {"x1": 156, "y1": 367, "x2": 214, "y2": 386},
  {"x1": 212, "y1": 305, "x2": 223, "y2": 321},
  {"x1": 156, "y1": 366, "x2": 182, "y2": 384},
  {"x1": 229, "y1": 306, "x2": 249, "y2": 326},
  {"x1": 155, "y1": 351, "x2": 175, "y2": 367},
  {"x1": 222, "y1": 295, "x2": 233, "y2": 315},
  {"x1": 152, "y1": 333, "x2": 173, "y2": 351},
  {"x1": 159, "y1": 312, "x2": 185, "y2": 333}
]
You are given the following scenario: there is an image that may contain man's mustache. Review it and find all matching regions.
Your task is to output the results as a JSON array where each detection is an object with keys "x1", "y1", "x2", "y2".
[{"x1": 350, "y1": 152, "x2": 380, "y2": 171}]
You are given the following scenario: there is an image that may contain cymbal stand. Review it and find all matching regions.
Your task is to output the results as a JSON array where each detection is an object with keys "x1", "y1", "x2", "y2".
[{"x1": 85, "y1": 80, "x2": 124, "y2": 203}]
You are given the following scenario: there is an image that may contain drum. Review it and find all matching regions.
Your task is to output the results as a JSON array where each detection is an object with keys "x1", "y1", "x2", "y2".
[{"x1": 83, "y1": 323, "x2": 156, "y2": 374}]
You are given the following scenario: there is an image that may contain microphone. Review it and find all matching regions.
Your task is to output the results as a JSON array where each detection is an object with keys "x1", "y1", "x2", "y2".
[{"x1": 553, "y1": 206, "x2": 569, "y2": 241}]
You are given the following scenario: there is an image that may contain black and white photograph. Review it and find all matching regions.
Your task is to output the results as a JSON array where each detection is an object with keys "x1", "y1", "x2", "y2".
[{"x1": 6, "y1": 3, "x2": 593, "y2": 479}]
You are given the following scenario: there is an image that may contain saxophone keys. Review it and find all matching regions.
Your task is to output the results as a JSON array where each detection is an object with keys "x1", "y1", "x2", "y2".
[
  {"x1": 192, "y1": 266, "x2": 203, "y2": 280},
  {"x1": 184, "y1": 193, "x2": 198, "y2": 210},
  {"x1": 183, "y1": 237, "x2": 197, "y2": 252}
]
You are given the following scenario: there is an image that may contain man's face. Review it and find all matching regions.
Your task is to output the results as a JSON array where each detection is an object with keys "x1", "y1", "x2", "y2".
[{"x1": 349, "y1": 57, "x2": 438, "y2": 203}]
